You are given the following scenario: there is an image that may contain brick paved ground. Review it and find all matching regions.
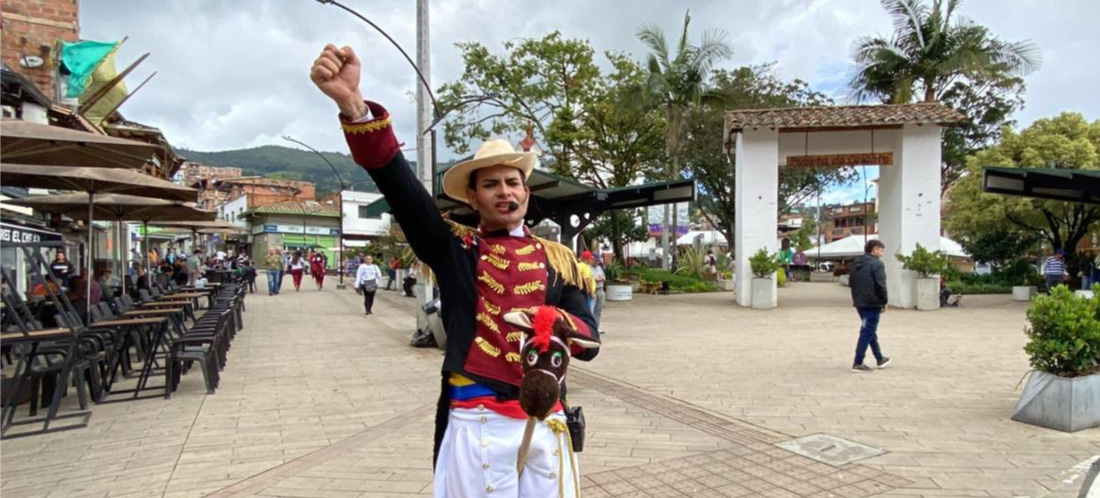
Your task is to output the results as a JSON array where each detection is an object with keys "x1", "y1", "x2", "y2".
[{"x1": 2, "y1": 277, "x2": 1097, "y2": 497}]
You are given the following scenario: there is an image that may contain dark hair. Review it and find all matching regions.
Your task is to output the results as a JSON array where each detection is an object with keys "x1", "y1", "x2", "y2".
[
  {"x1": 864, "y1": 240, "x2": 885, "y2": 254},
  {"x1": 467, "y1": 167, "x2": 527, "y2": 190}
]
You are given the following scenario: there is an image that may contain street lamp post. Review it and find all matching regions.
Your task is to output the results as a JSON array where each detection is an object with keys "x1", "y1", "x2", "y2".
[{"x1": 283, "y1": 135, "x2": 349, "y2": 289}]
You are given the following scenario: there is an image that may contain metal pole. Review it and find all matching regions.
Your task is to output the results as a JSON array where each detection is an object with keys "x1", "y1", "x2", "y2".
[
  {"x1": 337, "y1": 191, "x2": 345, "y2": 288},
  {"x1": 86, "y1": 193, "x2": 94, "y2": 319},
  {"x1": 143, "y1": 219, "x2": 150, "y2": 290},
  {"x1": 416, "y1": 0, "x2": 433, "y2": 192}
]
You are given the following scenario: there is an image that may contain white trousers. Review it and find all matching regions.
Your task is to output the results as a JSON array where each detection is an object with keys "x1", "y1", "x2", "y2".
[{"x1": 434, "y1": 408, "x2": 580, "y2": 498}]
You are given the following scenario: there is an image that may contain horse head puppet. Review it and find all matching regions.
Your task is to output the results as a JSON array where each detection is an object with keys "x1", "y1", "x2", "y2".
[{"x1": 503, "y1": 306, "x2": 600, "y2": 420}]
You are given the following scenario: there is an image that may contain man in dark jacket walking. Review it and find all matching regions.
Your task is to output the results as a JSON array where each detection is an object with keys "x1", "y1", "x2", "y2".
[{"x1": 849, "y1": 240, "x2": 892, "y2": 372}]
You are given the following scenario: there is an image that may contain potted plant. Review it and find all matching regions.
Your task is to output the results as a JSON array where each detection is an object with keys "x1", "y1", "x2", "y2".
[
  {"x1": 749, "y1": 249, "x2": 780, "y2": 309},
  {"x1": 1012, "y1": 286, "x2": 1100, "y2": 432},
  {"x1": 717, "y1": 270, "x2": 735, "y2": 291},
  {"x1": 604, "y1": 259, "x2": 633, "y2": 302},
  {"x1": 1005, "y1": 258, "x2": 1041, "y2": 301},
  {"x1": 896, "y1": 243, "x2": 948, "y2": 311}
]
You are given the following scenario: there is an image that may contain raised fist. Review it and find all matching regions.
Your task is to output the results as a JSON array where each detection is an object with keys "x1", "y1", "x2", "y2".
[{"x1": 310, "y1": 44, "x2": 365, "y2": 118}]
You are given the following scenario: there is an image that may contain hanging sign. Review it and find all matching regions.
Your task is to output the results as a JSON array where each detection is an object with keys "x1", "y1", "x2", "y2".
[
  {"x1": 1, "y1": 222, "x2": 64, "y2": 243},
  {"x1": 786, "y1": 152, "x2": 893, "y2": 167}
]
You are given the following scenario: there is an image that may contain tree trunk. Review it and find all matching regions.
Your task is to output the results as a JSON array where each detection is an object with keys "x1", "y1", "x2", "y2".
[{"x1": 610, "y1": 210, "x2": 625, "y2": 262}]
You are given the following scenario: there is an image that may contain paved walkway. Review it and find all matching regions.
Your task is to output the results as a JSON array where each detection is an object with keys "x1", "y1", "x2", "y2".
[{"x1": 1, "y1": 276, "x2": 1097, "y2": 498}]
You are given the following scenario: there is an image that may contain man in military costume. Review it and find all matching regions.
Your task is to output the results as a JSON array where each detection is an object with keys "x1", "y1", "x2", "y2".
[{"x1": 311, "y1": 44, "x2": 599, "y2": 498}]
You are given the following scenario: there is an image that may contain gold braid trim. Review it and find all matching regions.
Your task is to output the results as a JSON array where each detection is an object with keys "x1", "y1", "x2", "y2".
[
  {"x1": 513, "y1": 280, "x2": 546, "y2": 295},
  {"x1": 505, "y1": 351, "x2": 521, "y2": 363},
  {"x1": 484, "y1": 253, "x2": 511, "y2": 270},
  {"x1": 476, "y1": 312, "x2": 500, "y2": 333},
  {"x1": 447, "y1": 218, "x2": 478, "y2": 240},
  {"x1": 474, "y1": 337, "x2": 501, "y2": 358},
  {"x1": 341, "y1": 116, "x2": 392, "y2": 134},
  {"x1": 535, "y1": 236, "x2": 585, "y2": 290},
  {"x1": 478, "y1": 271, "x2": 505, "y2": 294},
  {"x1": 505, "y1": 331, "x2": 525, "y2": 343},
  {"x1": 515, "y1": 244, "x2": 537, "y2": 256},
  {"x1": 517, "y1": 261, "x2": 543, "y2": 272},
  {"x1": 490, "y1": 244, "x2": 506, "y2": 255},
  {"x1": 482, "y1": 300, "x2": 501, "y2": 315},
  {"x1": 509, "y1": 306, "x2": 538, "y2": 314}
]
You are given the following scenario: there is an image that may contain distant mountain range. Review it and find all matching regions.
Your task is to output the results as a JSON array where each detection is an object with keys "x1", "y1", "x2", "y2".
[{"x1": 179, "y1": 145, "x2": 421, "y2": 195}]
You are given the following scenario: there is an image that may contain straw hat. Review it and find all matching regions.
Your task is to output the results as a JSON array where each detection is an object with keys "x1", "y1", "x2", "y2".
[{"x1": 442, "y1": 139, "x2": 536, "y2": 205}]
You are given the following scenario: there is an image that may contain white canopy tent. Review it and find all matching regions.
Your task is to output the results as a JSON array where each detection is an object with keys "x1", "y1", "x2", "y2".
[
  {"x1": 808, "y1": 234, "x2": 968, "y2": 260},
  {"x1": 675, "y1": 230, "x2": 728, "y2": 246}
]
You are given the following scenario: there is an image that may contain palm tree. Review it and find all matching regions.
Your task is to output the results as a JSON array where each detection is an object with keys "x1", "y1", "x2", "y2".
[
  {"x1": 850, "y1": 0, "x2": 1040, "y2": 104},
  {"x1": 637, "y1": 11, "x2": 732, "y2": 269}
]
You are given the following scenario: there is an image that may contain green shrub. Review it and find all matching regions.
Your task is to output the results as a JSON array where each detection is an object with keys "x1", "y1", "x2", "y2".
[
  {"x1": 674, "y1": 246, "x2": 708, "y2": 278},
  {"x1": 1024, "y1": 286, "x2": 1100, "y2": 377},
  {"x1": 748, "y1": 249, "x2": 780, "y2": 278},
  {"x1": 605, "y1": 259, "x2": 626, "y2": 282},
  {"x1": 895, "y1": 243, "x2": 948, "y2": 277},
  {"x1": 635, "y1": 268, "x2": 718, "y2": 293}
]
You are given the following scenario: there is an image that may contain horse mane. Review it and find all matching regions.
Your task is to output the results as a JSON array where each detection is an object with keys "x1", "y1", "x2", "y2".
[{"x1": 531, "y1": 306, "x2": 558, "y2": 353}]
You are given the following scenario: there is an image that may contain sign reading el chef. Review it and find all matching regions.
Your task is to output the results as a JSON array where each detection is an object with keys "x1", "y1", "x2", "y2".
[{"x1": 786, "y1": 152, "x2": 894, "y2": 167}]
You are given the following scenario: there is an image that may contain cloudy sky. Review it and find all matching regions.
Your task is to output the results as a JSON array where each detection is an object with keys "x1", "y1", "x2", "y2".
[{"x1": 81, "y1": 0, "x2": 1098, "y2": 203}]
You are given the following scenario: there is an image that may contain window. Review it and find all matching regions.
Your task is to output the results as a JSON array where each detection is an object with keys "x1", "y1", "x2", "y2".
[
  {"x1": 850, "y1": 206, "x2": 862, "y2": 213},
  {"x1": 359, "y1": 205, "x2": 381, "y2": 219}
]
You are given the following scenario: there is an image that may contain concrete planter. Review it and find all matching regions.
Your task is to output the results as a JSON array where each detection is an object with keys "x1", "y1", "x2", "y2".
[
  {"x1": 1075, "y1": 289, "x2": 1095, "y2": 299},
  {"x1": 751, "y1": 277, "x2": 776, "y2": 309},
  {"x1": 839, "y1": 275, "x2": 850, "y2": 287},
  {"x1": 1012, "y1": 371, "x2": 1100, "y2": 432},
  {"x1": 915, "y1": 277, "x2": 940, "y2": 311},
  {"x1": 1012, "y1": 285, "x2": 1038, "y2": 302},
  {"x1": 606, "y1": 282, "x2": 633, "y2": 302},
  {"x1": 717, "y1": 278, "x2": 735, "y2": 291}
]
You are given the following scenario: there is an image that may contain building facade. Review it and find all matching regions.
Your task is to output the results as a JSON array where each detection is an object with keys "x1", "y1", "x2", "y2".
[
  {"x1": 244, "y1": 200, "x2": 340, "y2": 265},
  {"x1": 823, "y1": 201, "x2": 876, "y2": 243},
  {"x1": 1, "y1": 0, "x2": 80, "y2": 98}
]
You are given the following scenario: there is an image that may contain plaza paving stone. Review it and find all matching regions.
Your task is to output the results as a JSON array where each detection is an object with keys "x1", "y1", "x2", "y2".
[{"x1": 2, "y1": 276, "x2": 1097, "y2": 497}]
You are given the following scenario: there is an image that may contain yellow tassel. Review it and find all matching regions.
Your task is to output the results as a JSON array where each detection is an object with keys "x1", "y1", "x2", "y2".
[
  {"x1": 477, "y1": 312, "x2": 500, "y2": 333},
  {"x1": 535, "y1": 236, "x2": 585, "y2": 290},
  {"x1": 478, "y1": 271, "x2": 505, "y2": 294},
  {"x1": 475, "y1": 337, "x2": 501, "y2": 357},
  {"x1": 513, "y1": 280, "x2": 546, "y2": 296}
]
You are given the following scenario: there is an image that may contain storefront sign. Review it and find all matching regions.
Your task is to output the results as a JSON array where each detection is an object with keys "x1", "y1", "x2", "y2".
[
  {"x1": 258, "y1": 224, "x2": 339, "y2": 236},
  {"x1": 1, "y1": 222, "x2": 63, "y2": 244},
  {"x1": 786, "y1": 152, "x2": 893, "y2": 167}
]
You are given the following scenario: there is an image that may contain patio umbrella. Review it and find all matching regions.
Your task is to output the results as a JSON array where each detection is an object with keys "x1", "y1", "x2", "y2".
[
  {"x1": 4, "y1": 187, "x2": 207, "y2": 307},
  {"x1": 1, "y1": 118, "x2": 159, "y2": 169},
  {"x1": 150, "y1": 221, "x2": 246, "y2": 257}
]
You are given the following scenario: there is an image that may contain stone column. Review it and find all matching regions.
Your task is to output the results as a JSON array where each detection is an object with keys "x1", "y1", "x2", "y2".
[
  {"x1": 878, "y1": 124, "x2": 942, "y2": 308},
  {"x1": 734, "y1": 128, "x2": 780, "y2": 307}
]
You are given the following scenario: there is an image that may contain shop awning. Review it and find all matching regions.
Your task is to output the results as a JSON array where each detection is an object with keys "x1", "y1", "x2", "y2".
[{"x1": 983, "y1": 167, "x2": 1100, "y2": 205}]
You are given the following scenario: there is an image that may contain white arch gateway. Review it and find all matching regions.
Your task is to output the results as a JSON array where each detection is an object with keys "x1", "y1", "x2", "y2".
[{"x1": 723, "y1": 103, "x2": 964, "y2": 309}]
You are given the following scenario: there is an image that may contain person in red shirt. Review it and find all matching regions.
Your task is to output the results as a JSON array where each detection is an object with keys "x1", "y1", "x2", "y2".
[{"x1": 309, "y1": 249, "x2": 327, "y2": 290}]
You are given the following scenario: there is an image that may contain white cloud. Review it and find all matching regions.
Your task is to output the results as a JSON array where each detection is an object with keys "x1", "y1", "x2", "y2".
[{"x1": 80, "y1": 0, "x2": 1099, "y2": 162}]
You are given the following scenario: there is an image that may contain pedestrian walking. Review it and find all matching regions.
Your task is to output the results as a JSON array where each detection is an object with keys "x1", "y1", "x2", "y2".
[
  {"x1": 1041, "y1": 250, "x2": 1067, "y2": 292},
  {"x1": 1076, "y1": 250, "x2": 1094, "y2": 289},
  {"x1": 288, "y1": 251, "x2": 306, "y2": 291},
  {"x1": 264, "y1": 248, "x2": 282, "y2": 295},
  {"x1": 849, "y1": 239, "x2": 891, "y2": 373},
  {"x1": 583, "y1": 251, "x2": 606, "y2": 329},
  {"x1": 310, "y1": 249, "x2": 327, "y2": 290},
  {"x1": 387, "y1": 256, "x2": 399, "y2": 291},
  {"x1": 355, "y1": 255, "x2": 382, "y2": 315},
  {"x1": 187, "y1": 249, "x2": 204, "y2": 286},
  {"x1": 276, "y1": 248, "x2": 288, "y2": 294}
]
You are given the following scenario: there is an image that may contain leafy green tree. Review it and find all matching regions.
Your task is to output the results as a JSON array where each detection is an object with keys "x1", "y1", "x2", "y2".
[
  {"x1": 945, "y1": 113, "x2": 1100, "y2": 255},
  {"x1": 682, "y1": 65, "x2": 854, "y2": 248},
  {"x1": 436, "y1": 31, "x2": 603, "y2": 169},
  {"x1": 849, "y1": 0, "x2": 1041, "y2": 193},
  {"x1": 637, "y1": 10, "x2": 732, "y2": 268},
  {"x1": 790, "y1": 217, "x2": 818, "y2": 252}
]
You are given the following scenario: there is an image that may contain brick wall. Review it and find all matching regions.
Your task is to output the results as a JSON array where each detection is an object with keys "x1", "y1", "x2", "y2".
[{"x1": 1, "y1": 0, "x2": 80, "y2": 98}]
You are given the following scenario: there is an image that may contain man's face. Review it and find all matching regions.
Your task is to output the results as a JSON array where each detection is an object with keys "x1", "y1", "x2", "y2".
[
  {"x1": 467, "y1": 165, "x2": 529, "y2": 230},
  {"x1": 871, "y1": 246, "x2": 884, "y2": 258}
]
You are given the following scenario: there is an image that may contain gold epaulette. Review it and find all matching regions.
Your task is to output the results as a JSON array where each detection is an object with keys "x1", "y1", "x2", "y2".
[{"x1": 534, "y1": 236, "x2": 585, "y2": 290}]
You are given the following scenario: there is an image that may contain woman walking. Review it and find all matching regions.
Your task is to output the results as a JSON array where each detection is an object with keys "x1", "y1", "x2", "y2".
[
  {"x1": 354, "y1": 255, "x2": 382, "y2": 315},
  {"x1": 289, "y1": 251, "x2": 306, "y2": 292},
  {"x1": 309, "y1": 250, "x2": 327, "y2": 290}
]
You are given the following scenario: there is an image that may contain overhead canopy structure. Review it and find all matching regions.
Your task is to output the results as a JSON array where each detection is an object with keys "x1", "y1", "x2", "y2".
[
  {"x1": 808, "y1": 234, "x2": 968, "y2": 260},
  {"x1": 363, "y1": 167, "x2": 695, "y2": 244},
  {"x1": 0, "y1": 164, "x2": 196, "y2": 202},
  {"x1": 0, "y1": 118, "x2": 158, "y2": 168},
  {"x1": 983, "y1": 167, "x2": 1100, "y2": 205}
]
